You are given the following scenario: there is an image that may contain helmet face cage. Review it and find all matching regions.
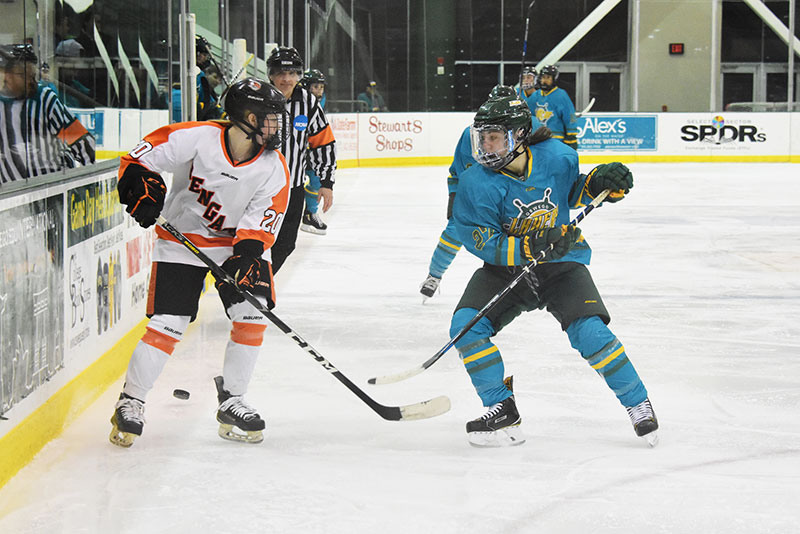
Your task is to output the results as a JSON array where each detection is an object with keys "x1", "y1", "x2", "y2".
[
  {"x1": 470, "y1": 124, "x2": 525, "y2": 170},
  {"x1": 539, "y1": 65, "x2": 559, "y2": 90},
  {"x1": 520, "y1": 66, "x2": 537, "y2": 90}
]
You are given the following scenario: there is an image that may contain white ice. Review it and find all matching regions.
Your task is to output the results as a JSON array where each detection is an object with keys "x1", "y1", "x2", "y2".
[{"x1": 1, "y1": 162, "x2": 799, "y2": 533}]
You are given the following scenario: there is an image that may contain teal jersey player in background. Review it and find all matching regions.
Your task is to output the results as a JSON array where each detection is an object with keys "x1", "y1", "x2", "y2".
[
  {"x1": 299, "y1": 68, "x2": 330, "y2": 235},
  {"x1": 525, "y1": 65, "x2": 579, "y2": 150},
  {"x1": 420, "y1": 85, "x2": 543, "y2": 301},
  {"x1": 449, "y1": 94, "x2": 658, "y2": 448}
]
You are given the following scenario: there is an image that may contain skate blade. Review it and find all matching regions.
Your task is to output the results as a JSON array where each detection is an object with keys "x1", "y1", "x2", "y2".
[
  {"x1": 300, "y1": 224, "x2": 326, "y2": 235},
  {"x1": 643, "y1": 431, "x2": 659, "y2": 448},
  {"x1": 109, "y1": 427, "x2": 137, "y2": 448},
  {"x1": 218, "y1": 423, "x2": 264, "y2": 444},
  {"x1": 468, "y1": 425, "x2": 526, "y2": 448}
]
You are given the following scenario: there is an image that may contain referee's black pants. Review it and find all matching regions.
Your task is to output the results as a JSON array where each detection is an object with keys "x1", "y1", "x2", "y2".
[{"x1": 271, "y1": 184, "x2": 305, "y2": 274}]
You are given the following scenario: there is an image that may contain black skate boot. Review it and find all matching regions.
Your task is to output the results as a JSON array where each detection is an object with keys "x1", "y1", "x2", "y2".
[
  {"x1": 466, "y1": 394, "x2": 525, "y2": 448},
  {"x1": 626, "y1": 397, "x2": 659, "y2": 447},
  {"x1": 214, "y1": 376, "x2": 265, "y2": 444},
  {"x1": 419, "y1": 274, "x2": 441, "y2": 302},
  {"x1": 109, "y1": 393, "x2": 145, "y2": 448},
  {"x1": 300, "y1": 210, "x2": 328, "y2": 235}
]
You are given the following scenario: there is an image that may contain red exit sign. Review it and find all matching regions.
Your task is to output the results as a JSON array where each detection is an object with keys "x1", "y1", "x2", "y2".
[{"x1": 669, "y1": 43, "x2": 685, "y2": 55}]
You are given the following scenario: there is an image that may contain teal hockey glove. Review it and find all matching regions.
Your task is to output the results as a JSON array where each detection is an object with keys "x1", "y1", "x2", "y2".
[
  {"x1": 586, "y1": 162, "x2": 633, "y2": 202},
  {"x1": 522, "y1": 224, "x2": 581, "y2": 262}
]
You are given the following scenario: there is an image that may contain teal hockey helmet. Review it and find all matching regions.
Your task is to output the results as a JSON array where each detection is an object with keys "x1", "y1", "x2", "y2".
[{"x1": 471, "y1": 96, "x2": 532, "y2": 170}]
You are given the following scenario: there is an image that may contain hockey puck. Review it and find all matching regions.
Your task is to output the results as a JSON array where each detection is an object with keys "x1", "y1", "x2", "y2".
[{"x1": 173, "y1": 388, "x2": 190, "y2": 400}]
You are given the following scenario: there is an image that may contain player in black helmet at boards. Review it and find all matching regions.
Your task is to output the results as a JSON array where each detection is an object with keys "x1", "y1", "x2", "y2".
[
  {"x1": 516, "y1": 65, "x2": 539, "y2": 99},
  {"x1": 109, "y1": 77, "x2": 291, "y2": 448},
  {"x1": 447, "y1": 94, "x2": 657, "y2": 448},
  {"x1": 267, "y1": 46, "x2": 337, "y2": 272},
  {"x1": 298, "y1": 68, "x2": 330, "y2": 234},
  {"x1": 527, "y1": 64, "x2": 579, "y2": 150}
]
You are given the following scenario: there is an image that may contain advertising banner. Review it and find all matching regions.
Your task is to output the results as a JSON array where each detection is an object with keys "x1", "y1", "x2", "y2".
[
  {"x1": 0, "y1": 195, "x2": 65, "y2": 416},
  {"x1": 329, "y1": 113, "x2": 359, "y2": 163},
  {"x1": 577, "y1": 115, "x2": 658, "y2": 151}
]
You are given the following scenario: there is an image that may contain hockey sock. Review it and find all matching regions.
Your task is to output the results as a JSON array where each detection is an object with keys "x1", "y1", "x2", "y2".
[
  {"x1": 566, "y1": 316, "x2": 648, "y2": 407},
  {"x1": 304, "y1": 187, "x2": 319, "y2": 213},
  {"x1": 222, "y1": 338, "x2": 261, "y2": 396},
  {"x1": 451, "y1": 308, "x2": 510, "y2": 406},
  {"x1": 429, "y1": 228, "x2": 462, "y2": 279},
  {"x1": 123, "y1": 314, "x2": 190, "y2": 400}
]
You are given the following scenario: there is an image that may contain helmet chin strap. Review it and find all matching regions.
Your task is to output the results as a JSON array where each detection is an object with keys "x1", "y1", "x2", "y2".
[{"x1": 233, "y1": 118, "x2": 264, "y2": 146}]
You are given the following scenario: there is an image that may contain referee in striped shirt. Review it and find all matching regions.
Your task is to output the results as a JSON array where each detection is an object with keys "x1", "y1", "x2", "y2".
[
  {"x1": 267, "y1": 46, "x2": 336, "y2": 273},
  {"x1": 0, "y1": 44, "x2": 95, "y2": 184}
]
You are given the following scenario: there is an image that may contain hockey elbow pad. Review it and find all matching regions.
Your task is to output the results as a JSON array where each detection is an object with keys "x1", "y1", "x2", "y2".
[{"x1": 118, "y1": 164, "x2": 167, "y2": 228}]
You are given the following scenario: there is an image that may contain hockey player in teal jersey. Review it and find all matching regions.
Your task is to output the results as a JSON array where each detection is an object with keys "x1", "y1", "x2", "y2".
[
  {"x1": 450, "y1": 94, "x2": 658, "y2": 448},
  {"x1": 420, "y1": 85, "x2": 543, "y2": 301},
  {"x1": 300, "y1": 69, "x2": 329, "y2": 234},
  {"x1": 526, "y1": 65, "x2": 579, "y2": 150}
]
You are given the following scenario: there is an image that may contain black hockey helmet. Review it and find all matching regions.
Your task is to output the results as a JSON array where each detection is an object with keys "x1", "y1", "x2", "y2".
[
  {"x1": 471, "y1": 96, "x2": 532, "y2": 170},
  {"x1": 0, "y1": 43, "x2": 37, "y2": 67},
  {"x1": 539, "y1": 65, "x2": 559, "y2": 90},
  {"x1": 222, "y1": 77, "x2": 288, "y2": 150},
  {"x1": 267, "y1": 46, "x2": 303, "y2": 76},
  {"x1": 195, "y1": 36, "x2": 212, "y2": 69},
  {"x1": 489, "y1": 84, "x2": 516, "y2": 99},
  {"x1": 300, "y1": 68, "x2": 326, "y2": 88}
]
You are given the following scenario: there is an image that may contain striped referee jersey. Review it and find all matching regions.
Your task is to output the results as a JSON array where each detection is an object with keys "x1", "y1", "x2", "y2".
[
  {"x1": 282, "y1": 84, "x2": 336, "y2": 189},
  {"x1": 0, "y1": 84, "x2": 95, "y2": 184}
]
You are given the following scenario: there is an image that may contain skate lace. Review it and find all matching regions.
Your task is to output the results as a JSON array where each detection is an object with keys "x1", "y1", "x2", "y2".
[
  {"x1": 118, "y1": 398, "x2": 145, "y2": 424},
  {"x1": 480, "y1": 401, "x2": 505, "y2": 421},
  {"x1": 626, "y1": 399, "x2": 653, "y2": 424},
  {"x1": 219, "y1": 396, "x2": 259, "y2": 421}
]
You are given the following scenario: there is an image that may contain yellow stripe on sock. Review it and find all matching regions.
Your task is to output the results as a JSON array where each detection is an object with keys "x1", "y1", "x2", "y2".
[
  {"x1": 591, "y1": 346, "x2": 625, "y2": 369},
  {"x1": 462, "y1": 345, "x2": 499, "y2": 365},
  {"x1": 438, "y1": 237, "x2": 461, "y2": 251}
]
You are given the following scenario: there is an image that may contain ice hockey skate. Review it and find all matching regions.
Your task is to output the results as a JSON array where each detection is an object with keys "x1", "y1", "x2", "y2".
[
  {"x1": 466, "y1": 394, "x2": 525, "y2": 448},
  {"x1": 626, "y1": 397, "x2": 659, "y2": 447},
  {"x1": 109, "y1": 393, "x2": 145, "y2": 448},
  {"x1": 419, "y1": 274, "x2": 441, "y2": 302},
  {"x1": 214, "y1": 376, "x2": 265, "y2": 444},
  {"x1": 300, "y1": 210, "x2": 328, "y2": 235}
]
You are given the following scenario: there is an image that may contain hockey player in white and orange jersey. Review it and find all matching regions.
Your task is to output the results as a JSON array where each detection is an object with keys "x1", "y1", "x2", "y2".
[{"x1": 109, "y1": 78, "x2": 290, "y2": 448}]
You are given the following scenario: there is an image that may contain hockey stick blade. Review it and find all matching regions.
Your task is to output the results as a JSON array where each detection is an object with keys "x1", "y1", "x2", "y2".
[
  {"x1": 575, "y1": 97, "x2": 596, "y2": 118},
  {"x1": 366, "y1": 190, "x2": 610, "y2": 386},
  {"x1": 155, "y1": 216, "x2": 451, "y2": 422}
]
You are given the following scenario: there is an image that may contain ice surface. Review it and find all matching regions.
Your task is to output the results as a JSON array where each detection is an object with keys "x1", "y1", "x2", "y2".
[{"x1": 1, "y1": 163, "x2": 798, "y2": 533}]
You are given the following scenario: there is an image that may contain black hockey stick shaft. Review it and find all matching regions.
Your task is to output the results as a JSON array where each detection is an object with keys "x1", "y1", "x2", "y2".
[
  {"x1": 155, "y1": 216, "x2": 449, "y2": 421},
  {"x1": 519, "y1": 1, "x2": 536, "y2": 89},
  {"x1": 367, "y1": 189, "x2": 610, "y2": 385}
]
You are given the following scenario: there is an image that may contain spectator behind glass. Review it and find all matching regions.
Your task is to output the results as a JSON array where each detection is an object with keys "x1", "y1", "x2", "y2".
[
  {"x1": 356, "y1": 80, "x2": 387, "y2": 112},
  {"x1": 0, "y1": 44, "x2": 95, "y2": 184}
]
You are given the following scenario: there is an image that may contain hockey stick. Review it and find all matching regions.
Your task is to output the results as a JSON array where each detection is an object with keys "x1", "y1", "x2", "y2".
[
  {"x1": 155, "y1": 216, "x2": 450, "y2": 421},
  {"x1": 575, "y1": 97, "x2": 596, "y2": 118},
  {"x1": 518, "y1": 1, "x2": 537, "y2": 91},
  {"x1": 367, "y1": 189, "x2": 611, "y2": 386}
]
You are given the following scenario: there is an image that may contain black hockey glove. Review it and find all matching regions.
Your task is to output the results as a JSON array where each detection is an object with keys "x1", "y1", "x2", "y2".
[
  {"x1": 521, "y1": 224, "x2": 581, "y2": 263},
  {"x1": 118, "y1": 164, "x2": 167, "y2": 228},
  {"x1": 216, "y1": 240, "x2": 275, "y2": 310},
  {"x1": 446, "y1": 192, "x2": 456, "y2": 220},
  {"x1": 586, "y1": 162, "x2": 633, "y2": 203}
]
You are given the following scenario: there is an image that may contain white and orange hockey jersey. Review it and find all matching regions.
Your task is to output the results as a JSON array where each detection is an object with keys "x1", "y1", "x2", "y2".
[{"x1": 119, "y1": 121, "x2": 290, "y2": 267}]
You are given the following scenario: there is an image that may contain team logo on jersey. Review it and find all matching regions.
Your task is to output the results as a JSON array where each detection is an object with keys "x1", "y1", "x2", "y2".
[
  {"x1": 248, "y1": 80, "x2": 262, "y2": 91},
  {"x1": 534, "y1": 104, "x2": 553, "y2": 125},
  {"x1": 293, "y1": 115, "x2": 309, "y2": 131},
  {"x1": 505, "y1": 187, "x2": 558, "y2": 236}
]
